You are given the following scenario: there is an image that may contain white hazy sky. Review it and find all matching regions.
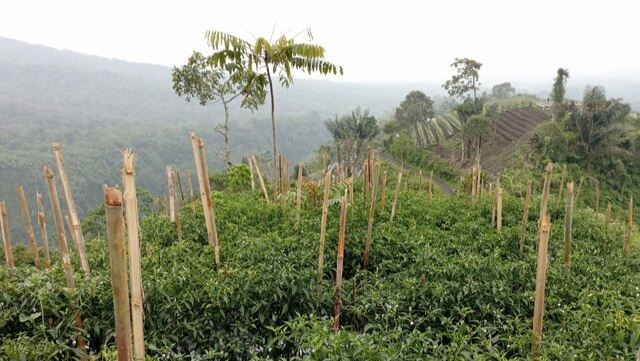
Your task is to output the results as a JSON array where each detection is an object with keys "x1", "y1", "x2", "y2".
[{"x1": 1, "y1": 0, "x2": 639, "y2": 85}]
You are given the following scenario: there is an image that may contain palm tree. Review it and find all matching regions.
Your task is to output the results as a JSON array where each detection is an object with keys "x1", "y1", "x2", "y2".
[{"x1": 206, "y1": 28, "x2": 343, "y2": 200}]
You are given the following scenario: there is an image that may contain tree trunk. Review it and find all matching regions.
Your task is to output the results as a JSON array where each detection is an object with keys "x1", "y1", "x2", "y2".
[{"x1": 266, "y1": 62, "x2": 278, "y2": 202}]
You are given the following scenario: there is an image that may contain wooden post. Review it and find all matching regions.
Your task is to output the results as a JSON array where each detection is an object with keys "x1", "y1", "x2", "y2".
[
  {"x1": 66, "y1": 214, "x2": 79, "y2": 252},
  {"x1": 333, "y1": 191, "x2": 347, "y2": 332},
  {"x1": 36, "y1": 192, "x2": 51, "y2": 269},
  {"x1": 44, "y1": 166, "x2": 86, "y2": 355},
  {"x1": 187, "y1": 172, "x2": 195, "y2": 211},
  {"x1": 564, "y1": 182, "x2": 574, "y2": 284},
  {"x1": 497, "y1": 188, "x2": 503, "y2": 233},
  {"x1": 251, "y1": 154, "x2": 269, "y2": 203},
  {"x1": 471, "y1": 166, "x2": 478, "y2": 207},
  {"x1": 520, "y1": 181, "x2": 532, "y2": 256},
  {"x1": 176, "y1": 171, "x2": 185, "y2": 203},
  {"x1": 295, "y1": 163, "x2": 304, "y2": 229},
  {"x1": 104, "y1": 186, "x2": 133, "y2": 361},
  {"x1": 491, "y1": 189, "x2": 497, "y2": 227},
  {"x1": 248, "y1": 155, "x2": 256, "y2": 192},
  {"x1": 17, "y1": 185, "x2": 40, "y2": 268},
  {"x1": 362, "y1": 160, "x2": 368, "y2": 207},
  {"x1": 363, "y1": 162, "x2": 379, "y2": 271},
  {"x1": 531, "y1": 215, "x2": 551, "y2": 356},
  {"x1": 380, "y1": 171, "x2": 388, "y2": 212},
  {"x1": 122, "y1": 150, "x2": 145, "y2": 361},
  {"x1": 166, "y1": 166, "x2": 176, "y2": 222},
  {"x1": 625, "y1": 194, "x2": 633, "y2": 257},
  {"x1": 428, "y1": 170, "x2": 433, "y2": 200},
  {"x1": 390, "y1": 172, "x2": 402, "y2": 223},
  {"x1": 173, "y1": 171, "x2": 182, "y2": 242},
  {"x1": 574, "y1": 176, "x2": 584, "y2": 208},
  {"x1": 190, "y1": 132, "x2": 220, "y2": 268},
  {"x1": 278, "y1": 153, "x2": 284, "y2": 197},
  {"x1": 0, "y1": 201, "x2": 15, "y2": 268},
  {"x1": 52, "y1": 143, "x2": 90, "y2": 276},
  {"x1": 538, "y1": 163, "x2": 554, "y2": 245},
  {"x1": 558, "y1": 164, "x2": 567, "y2": 198},
  {"x1": 418, "y1": 170, "x2": 423, "y2": 191},
  {"x1": 317, "y1": 171, "x2": 331, "y2": 297}
]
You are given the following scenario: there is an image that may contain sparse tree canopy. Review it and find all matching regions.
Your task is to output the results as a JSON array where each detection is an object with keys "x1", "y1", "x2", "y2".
[
  {"x1": 395, "y1": 91, "x2": 434, "y2": 146},
  {"x1": 461, "y1": 115, "x2": 493, "y2": 158},
  {"x1": 491, "y1": 82, "x2": 516, "y2": 99},
  {"x1": 442, "y1": 58, "x2": 482, "y2": 102},
  {"x1": 551, "y1": 68, "x2": 570, "y2": 121},
  {"x1": 205, "y1": 28, "x2": 343, "y2": 198}
]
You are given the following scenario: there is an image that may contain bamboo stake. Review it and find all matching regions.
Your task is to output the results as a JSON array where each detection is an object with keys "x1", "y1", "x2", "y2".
[
  {"x1": 251, "y1": 154, "x2": 269, "y2": 203},
  {"x1": 520, "y1": 181, "x2": 532, "y2": 256},
  {"x1": 333, "y1": 191, "x2": 348, "y2": 332},
  {"x1": 278, "y1": 153, "x2": 284, "y2": 197},
  {"x1": 497, "y1": 188, "x2": 503, "y2": 233},
  {"x1": 471, "y1": 166, "x2": 478, "y2": 207},
  {"x1": 104, "y1": 186, "x2": 133, "y2": 361},
  {"x1": 564, "y1": 182, "x2": 574, "y2": 284},
  {"x1": 17, "y1": 185, "x2": 40, "y2": 267},
  {"x1": 198, "y1": 137, "x2": 220, "y2": 267},
  {"x1": 363, "y1": 162, "x2": 379, "y2": 271},
  {"x1": 248, "y1": 155, "x2": 256, "y2": 191},
  {"x1": 167, "y1": 166, "x2": 176, "y2": 222},
  {"x1": 317, "y1": 171, "x2": 331, "y2": 297},
  {"x1": 0, "y1": 201, "x2": 15, "y2": 268},
  {"x1": 66, "y1": 214, "x2": 79, "y2": 252},
  {"x1": 36, "y1": 192, "x2": 51, "y2": 269},
  {"x1": 380, "y1": 170, "x2": 388, "y2": 212},
  {"x1": 176, "y1": 171, "x2": 185, "y2": 203},
  {"x1": 362, "y1": 160, "x2": 368, "y2": 207},
  {"x1": 573, "y1": 176, "x2": 584, "y2": 208},
  {"x1": 625, "y1": 194, "x2": 633, "y2": 257},
  {"x1": 418, "y1": 170, "x2": 423, "y2": 191},
  {"x1": 428, "y1": 170, "x2": 433, "y2": 200},
  {"x1": 52, "y1": 143, "x2": 90, "y2": 276},
  {"x1": 44, "y1": 166, "x2": 86, "y2": 356},
  {"x1": 295, "y1": 163, "x2": 304, "y2": 229},
  {"x1": 390, "y1": 172, "x2": 402, "y2": 223},
  {"x1": 537, "y1": 163, "x2": 554, "y2": 246},
  {"x1": 122, "y1": 150, "x2": 145, "y2": 361},
  {"x1": 531, "y1": 215, "x2": 551, "y2": 356},
  {"x1": 491, "y1": 189, "x2": 497, "y2": 227},
  {"x1": 190, "y1": 132, "x2": 220, "y2": 268},
  {"x1": 187, "y1": 172, "x2": 196, "y2": 212}
]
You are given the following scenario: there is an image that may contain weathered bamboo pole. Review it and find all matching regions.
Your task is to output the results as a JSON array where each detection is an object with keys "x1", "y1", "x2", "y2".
[
  {"x1": 173, "y1": 172, "x2": 182, "y2": 242},
  {"x1": 122, "y1": 150, "x2": 145, "y2": 361},
  {"x1": 367, "y1": 147, "x2": 372, "y2": 194},
  {"x1": 333, "y1": 191, "x2": 348, "y2": 332},
  {"x1": 44, "y1": 166, "x2": 86, "y2": 355},
  {"x1": 491, "y1": 189, "x2": 497, "y2": 227},
  {"x1": 167, "y1": 166, "x2": 176, "y2": 223},
  {"x1": 362, "y1": 160, "x2": 368, "y2": 207},
  {"x1": 564, "y1": 182, "x2": 574, "y2": 284},
  {"x1": 36, "y1": 192, "x2": 51, "y2": 269},
  {"x1": 0, "y1": 201, "x2": 15, "y2": 268},
  {"x1": 363, "y1": 163, "x2": 379, "y2": 271},
  {"x1": 295, "y1": 163, "x2": 304, "y2": 229},
  {"x1": 625, "y1": 194, "x2": 633, "y2": 257},
  {"x1": 520, "y1": 181, "x2": 532, "y2": 256},
  {"x1": 531, "y1": 215, "x2": 551, "y2": 356},
  {"x1": 198, "y1": 137, "x2": 220, "y2": 267},
  {"x1": 380, "y1": 170, "x2": 388, "y2": 212},
  {"x1": 390, "y1": 172, "x2": 403, "y2": 223},
  {"x1": 471, "y1": 166, "x2": 478, "y2": 207},
  {"x1": 418, "y1": 170, "x2": 423, "y2": 191},
  {"x1": 278, "y1": 153, "x2": 284, "y2": 197},
  {"x1": 52, "y1": 143, "x2": 90, "y2": 276},
  {"x1": 17, "y1": 185, "x2": 40, "y2": 267},
  {"x1": 595, "y1": 183, "x2": 600, "y2": 216},
  {"x1": 248, "y1": 155, "x2": 256, "y2": 192},
  {"x1": 605, "y1": 202, "x2": 612, "y2": 229},
  {"x1": 317, "y1": 171, "x2": 331, "y2": 297},
  {"x1": 176, "y1": 171, "x2": 185, "y2": 203},
  {"x1": 104, "y1": 186, "x2": 133, "y2": 361},
  {"x1": 66, "y1": 214, "x2": 79, "y2": 252},
  {"x1": 251, "y1": 154, "x2": 269, "y2": 203},
  {"x1": 497, "y1": 188, "x2": 503, "y2": 233},
  {"x1": 187, "y1": 171, "x2": 194, "y2": 200},
  {"x1": 428, "y1": 170, "x2": 433, "y2": 200},
  {"x1": 190, "y1": 132, "x2": 220, "y2": 268},
  {"x1": 573, "y1": 176, "x2": 585, "y2": 208},
  {"x1": 537, "y1": 163, "x2": 554, "y2": 246}
]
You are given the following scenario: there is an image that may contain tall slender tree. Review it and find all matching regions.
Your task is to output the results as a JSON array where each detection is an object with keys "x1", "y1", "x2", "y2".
[
  {"x1": 206, "y1": 28, "x2": 343, "y2": 199},
  {"x1": 551, "y1": 68, "x2": 570, "y2": 121}
]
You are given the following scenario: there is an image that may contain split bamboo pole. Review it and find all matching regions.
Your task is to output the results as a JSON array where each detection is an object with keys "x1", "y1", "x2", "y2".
[
  {"x1": 176, "y1": 171, "x2": 185, "y2": 203},
  {"x1": 574, "y1": 176, "x2": 585, "y2": 208},
  {"x1": 104, "y1": 186, "x2": 133, "y2": 361},
  {"x1": 497, "y1": 188, "x2": 503, "y2": 233},
  {"x1": 380, "y1": 171, "x2": 388, "y2": 212},
  {"x1": 167, "y1": 166, "x2": 176, "y2": 223},
  {"x1": 363, "y1": 162, "x2": 379, "y2": 271},
  {"x1": 36, "y1": 192, "x2": 51, "y2": 269},
  {"x1": 428, "y1": 170, "x2": 433, "y2": 200},
  {"x1": 625, "y1": 194, "x2": 633, "y2": 257},
  {"x1": 251, "y1": 154, "x2": 269, "y2": 203},
  {"x1": 44, "y1": 166, "x2": 86, "y2": 356},
  {"x1": 198, "y1": 137, "x2": 220, "y2": 267},
  {"x1": 418, "y1": 170, "x2": 423, "y2": 191},
  {"x1": 564, "y1": 182, "x2": 574, "y2": 284},
  {"x1": 520, "y1": 181, "x2": 532, "y2": 256},
  {"x1": 390, "y1": 172, "x2": 402, "y2": 223},
  {"x1": 0, "y1": 201, "x2": 15, "y2": 268},
  {"x1": 248, "y1": 155, "x2": 256, "y2": 192},
  {"x1": 52, "y1": 143, "x2": 90, "y2": 276},
  {"x1": 66, "y1": 214, "x2": 79, "y2": 252},
  {"x1": 317, "y1": 171, "x2": 332, "y2": 297},
  {"x1": 537, "y1": 163, "x2": 554, "y2": 246},
  {"x1": 531, "y1": 215, "x2": 551, "y2": 356},
  {"x1": 471, "y1": 166, "x2": 478, "y2": 207},
  {"x1": 17, "y1": 185, "x2": 40, "y2": 267},
  {"x1": 172, "y1": 171, "x2": 182, "y2": 242},
  {"x1": 333, "y1": 191, "x2": 348, "y2": 332},
  {"x1": 122, "y1": 150, "x2": 145, "y2": 361},
  {"x1": 295, "y1": 163, "x2": 304, "y2": 229}
]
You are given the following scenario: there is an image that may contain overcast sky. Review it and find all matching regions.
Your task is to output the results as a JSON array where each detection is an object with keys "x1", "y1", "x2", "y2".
[{"x1": 2, "y1": 0, "x2": 639, "y2": 85}]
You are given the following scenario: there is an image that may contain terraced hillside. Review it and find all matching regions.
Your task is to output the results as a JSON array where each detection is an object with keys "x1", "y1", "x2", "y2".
[{"x1": 482, "y1": 105, "x2": 551, "y2": 174}]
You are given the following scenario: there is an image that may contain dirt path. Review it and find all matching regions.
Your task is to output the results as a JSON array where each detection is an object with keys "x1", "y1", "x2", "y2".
[{"x1": 375, "y1": 150, "x2": 454, "y2": 195}]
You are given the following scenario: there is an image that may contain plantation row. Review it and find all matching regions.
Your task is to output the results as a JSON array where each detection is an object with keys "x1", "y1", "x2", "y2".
[{"x1": 2, "y1": 160, "x2": 640, "y2": 360}]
